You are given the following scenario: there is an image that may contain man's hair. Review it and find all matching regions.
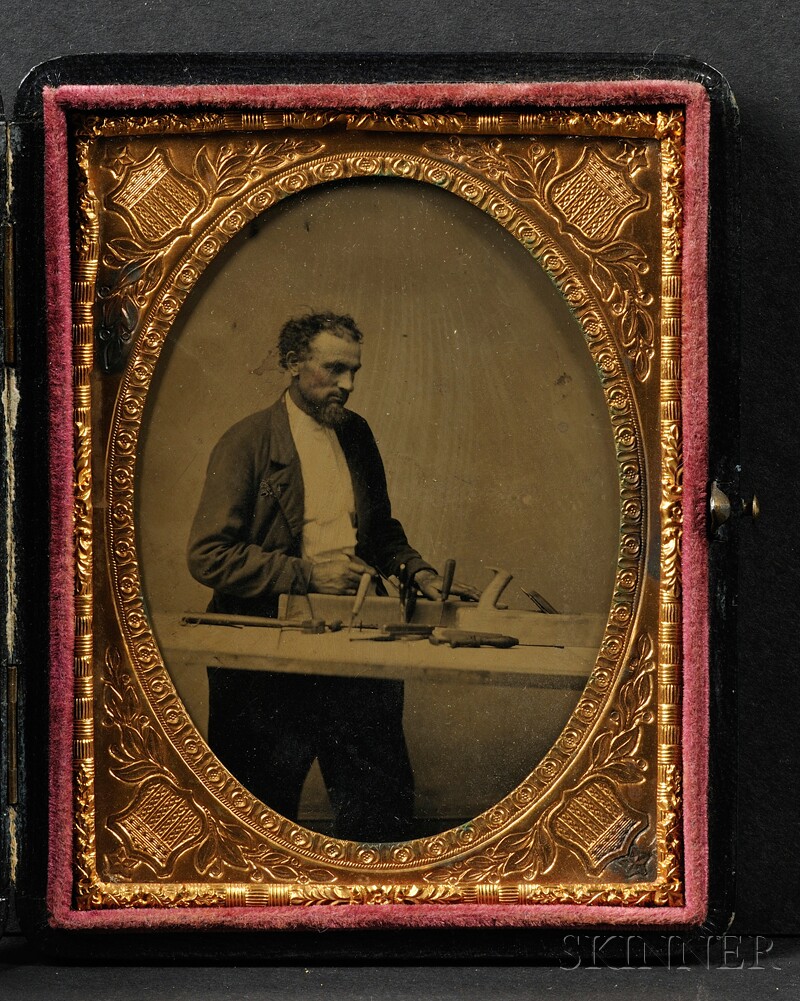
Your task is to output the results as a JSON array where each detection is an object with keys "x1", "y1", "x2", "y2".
[{"x1": 278, "y1": 312, "x2": 363, "y2": 369}]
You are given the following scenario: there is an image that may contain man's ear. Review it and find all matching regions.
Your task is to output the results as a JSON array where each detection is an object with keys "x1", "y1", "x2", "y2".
[{"x1": 284, "y1": 351, "x2": 301, "y2": 377}]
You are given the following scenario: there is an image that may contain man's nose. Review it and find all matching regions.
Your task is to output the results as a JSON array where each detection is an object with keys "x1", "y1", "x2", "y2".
[{"x1": 337, "y1": 371, "x2": 355, "y2": 392}]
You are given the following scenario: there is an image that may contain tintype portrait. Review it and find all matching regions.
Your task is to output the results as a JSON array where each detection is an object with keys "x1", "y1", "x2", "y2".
[
  {"x1": 136, "y1": 178, "x2": 618, "y2": 843},
  {"x1": 59, "y1": 92, "x2": 701, "y2": 916}
]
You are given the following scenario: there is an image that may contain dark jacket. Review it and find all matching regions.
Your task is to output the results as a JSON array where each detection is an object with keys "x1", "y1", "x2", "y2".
[{"x1": 187, "y1": 396, "x2": 432, "y2": 616}]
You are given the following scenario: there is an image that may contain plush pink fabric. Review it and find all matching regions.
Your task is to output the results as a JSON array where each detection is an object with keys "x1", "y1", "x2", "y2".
[
  {"x1": 678, "y1": 91, "x2": 712, "y2": 929},
  {"x1": 47, "y1": 79, "x2": 712, "y2": 110},
  {"x1": 44, "y1": 80, "x2": 711, "y2": 933},
  {"x1": 43, "y1": 89, "x2": 79, "y2": 930}
]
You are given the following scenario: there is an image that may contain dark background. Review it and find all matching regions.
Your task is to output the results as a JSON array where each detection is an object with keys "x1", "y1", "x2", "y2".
[{"x1": 1, "y1": 0, "x2": 798, "y2": 993}]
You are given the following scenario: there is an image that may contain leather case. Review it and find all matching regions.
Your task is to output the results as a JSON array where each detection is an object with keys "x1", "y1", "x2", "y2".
[{"x1": 1, "y1": 53, "x2": 740, "y2": 960}]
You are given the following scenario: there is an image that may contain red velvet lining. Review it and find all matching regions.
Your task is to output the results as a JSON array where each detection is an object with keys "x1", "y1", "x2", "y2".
[
  {"x1": 43, "y1": 89, "x2": 78, "y2": 931},
  {"x1": 43, "y1": 80, "x2": 710, "y2": 933}
]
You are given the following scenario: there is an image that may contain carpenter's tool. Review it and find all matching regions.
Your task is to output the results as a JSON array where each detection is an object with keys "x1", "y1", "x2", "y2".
[
  {"x1": 348, "y1": 571, "x2": 373, "y2": 634},
  {"x1": 349, "y1": 623, "x2": 434, "y2": 643},
  {"x1": 440, "y1": 558, "x2": 456, "y2": 602},
  {"x1": 301, "y1": 590, "x2": 318, "y2": 621},
  {"x1": 520, "y1": 587, "x2": 559, "y2": 615},
  {"x1": 385, "y1": 623, "x2": 434, "y2": 637},
  {"x1": 477, "y1": 567, "x2": 514, "y2": 611},
  {"x1": 437, "y1": 558, "x2": 456, "y2": 626},
  {"x1": 377, "y1": 572, "x2": 400, "y2": 597},
  {"x1": 181, "y1": 612, "x2": 340, "y2": 634},
  {"x1": 429, "y1": 628, "x2": 519, "y2": 649},
  {"x1": 398, "y1": 563, "x2": 418, "y2": 624},
  {"x1": 348, "y1": 631, "x2": 396, "y2": 642}
]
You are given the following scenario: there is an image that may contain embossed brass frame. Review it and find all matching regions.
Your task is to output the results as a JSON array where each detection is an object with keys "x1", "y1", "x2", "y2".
[{"x1": 69, "y1": 106, "x2": 684, "y2": 910}]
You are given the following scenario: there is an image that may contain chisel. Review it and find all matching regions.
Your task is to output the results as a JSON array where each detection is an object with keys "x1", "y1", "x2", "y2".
[
  {"x1": 348, "y1": 571, "x2": 373, "y2": 635},
  {"x1": 349, "y1": 623, "x2": 434, "y2": 642},
  {"x1": 398, "y1": 563, "x2": 417, "y2": 623},
  {"x1": 440, "y1": 558, "x2": 456, "y2": 603},
  {"x1": 429, "y1": 628, "x2": 519, "y2": 649},
  {"x1": 437, "y1": 557, "x2": 456, "y2": 627}
]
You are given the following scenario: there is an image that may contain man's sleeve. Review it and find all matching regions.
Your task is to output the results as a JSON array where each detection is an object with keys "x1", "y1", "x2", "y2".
[{"x1": 187, "y1": 427, "x2": 313, "y2": 599}]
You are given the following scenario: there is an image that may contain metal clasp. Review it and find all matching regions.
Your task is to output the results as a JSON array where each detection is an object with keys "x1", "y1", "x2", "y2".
[{"x1": 709, "y1": 481, "x2": 760, "y2": 533}]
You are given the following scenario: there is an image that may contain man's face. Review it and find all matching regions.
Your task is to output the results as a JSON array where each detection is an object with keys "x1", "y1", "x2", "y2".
[{"x1": 287, "y1": 329, "x2": 362, "y2": 426}]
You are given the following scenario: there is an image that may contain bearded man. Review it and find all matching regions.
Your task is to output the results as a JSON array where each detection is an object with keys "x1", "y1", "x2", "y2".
[{"x1": 188, "y1": 312, "x2": 474, "y2": 841}]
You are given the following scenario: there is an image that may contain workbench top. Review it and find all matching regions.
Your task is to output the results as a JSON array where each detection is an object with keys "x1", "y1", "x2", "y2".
[{"x1": 153, "y1": 610, "x2": 603, "y2": 688}]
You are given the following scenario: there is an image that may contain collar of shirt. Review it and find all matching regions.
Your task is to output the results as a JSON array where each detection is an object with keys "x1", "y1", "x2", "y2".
[
  {"x1": 285, "y1": 389, "x2": 335, "y2": 440},
  {"x1": 284, "y1": 391, "x2": 357, "y2": 563}
]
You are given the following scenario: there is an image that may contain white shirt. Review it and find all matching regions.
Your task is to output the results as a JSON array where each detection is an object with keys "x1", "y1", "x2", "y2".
[{"x1": 285, "y1": 392, "x2": 357, "y2": 564}]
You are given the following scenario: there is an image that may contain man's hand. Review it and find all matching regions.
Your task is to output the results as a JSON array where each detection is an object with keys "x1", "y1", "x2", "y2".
[
  {"x1": 414, "y1": 569, "x2": 481, "y2": 602},
  {"x1": 309, "y1": 556, "x2": 377, "y2": 595}
]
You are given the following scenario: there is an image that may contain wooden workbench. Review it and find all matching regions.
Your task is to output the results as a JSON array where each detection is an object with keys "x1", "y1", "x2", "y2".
[{"x1": 154, "y1": 608, "x2": 604, "y2": 689}]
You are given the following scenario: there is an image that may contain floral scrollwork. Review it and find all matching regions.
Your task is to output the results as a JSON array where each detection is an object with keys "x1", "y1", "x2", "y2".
[
  {"x1": 74, "y1": 110, "x2": 682, "y2": 907},
  {"x1": 101, "y1": 646, "x2": 336, "y2": 885},
  {"x1": 656, "y1": 764, "x2": 684, "y2": 903},
  {"x1": 424, "y1": 631, "x2": 656, "y2": 887},
  {"x1": 190, "y1": 137, "x2": 324, "y2": 204},
  {"x1": 98, "y1": 242, "x2": 165, "y2": 373},
  {"x1": 294, "y1": 883, "x2": 461, "y2": 906},
  {"x1": 585, "y1": 241, "x2": 655, "y2": 382},
  {"x1": 97, "y1": 136, "x2": 326, "y2": 372},
  {"x1": 423, "y1": 136, "x2": 557, "y2": 205},
  {"x1": 423, "y1": 136, "x2": 656, "y2": 381}
]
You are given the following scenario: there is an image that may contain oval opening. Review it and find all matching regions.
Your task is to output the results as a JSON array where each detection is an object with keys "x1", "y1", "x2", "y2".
[{"x1": 137, "y1": 177, "x2": 619, "y2": 841}]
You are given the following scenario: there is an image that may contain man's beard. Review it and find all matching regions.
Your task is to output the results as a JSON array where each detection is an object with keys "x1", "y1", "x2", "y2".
[{"x1": 317, "y1": 397, "x2": 348, "y2": 426}]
